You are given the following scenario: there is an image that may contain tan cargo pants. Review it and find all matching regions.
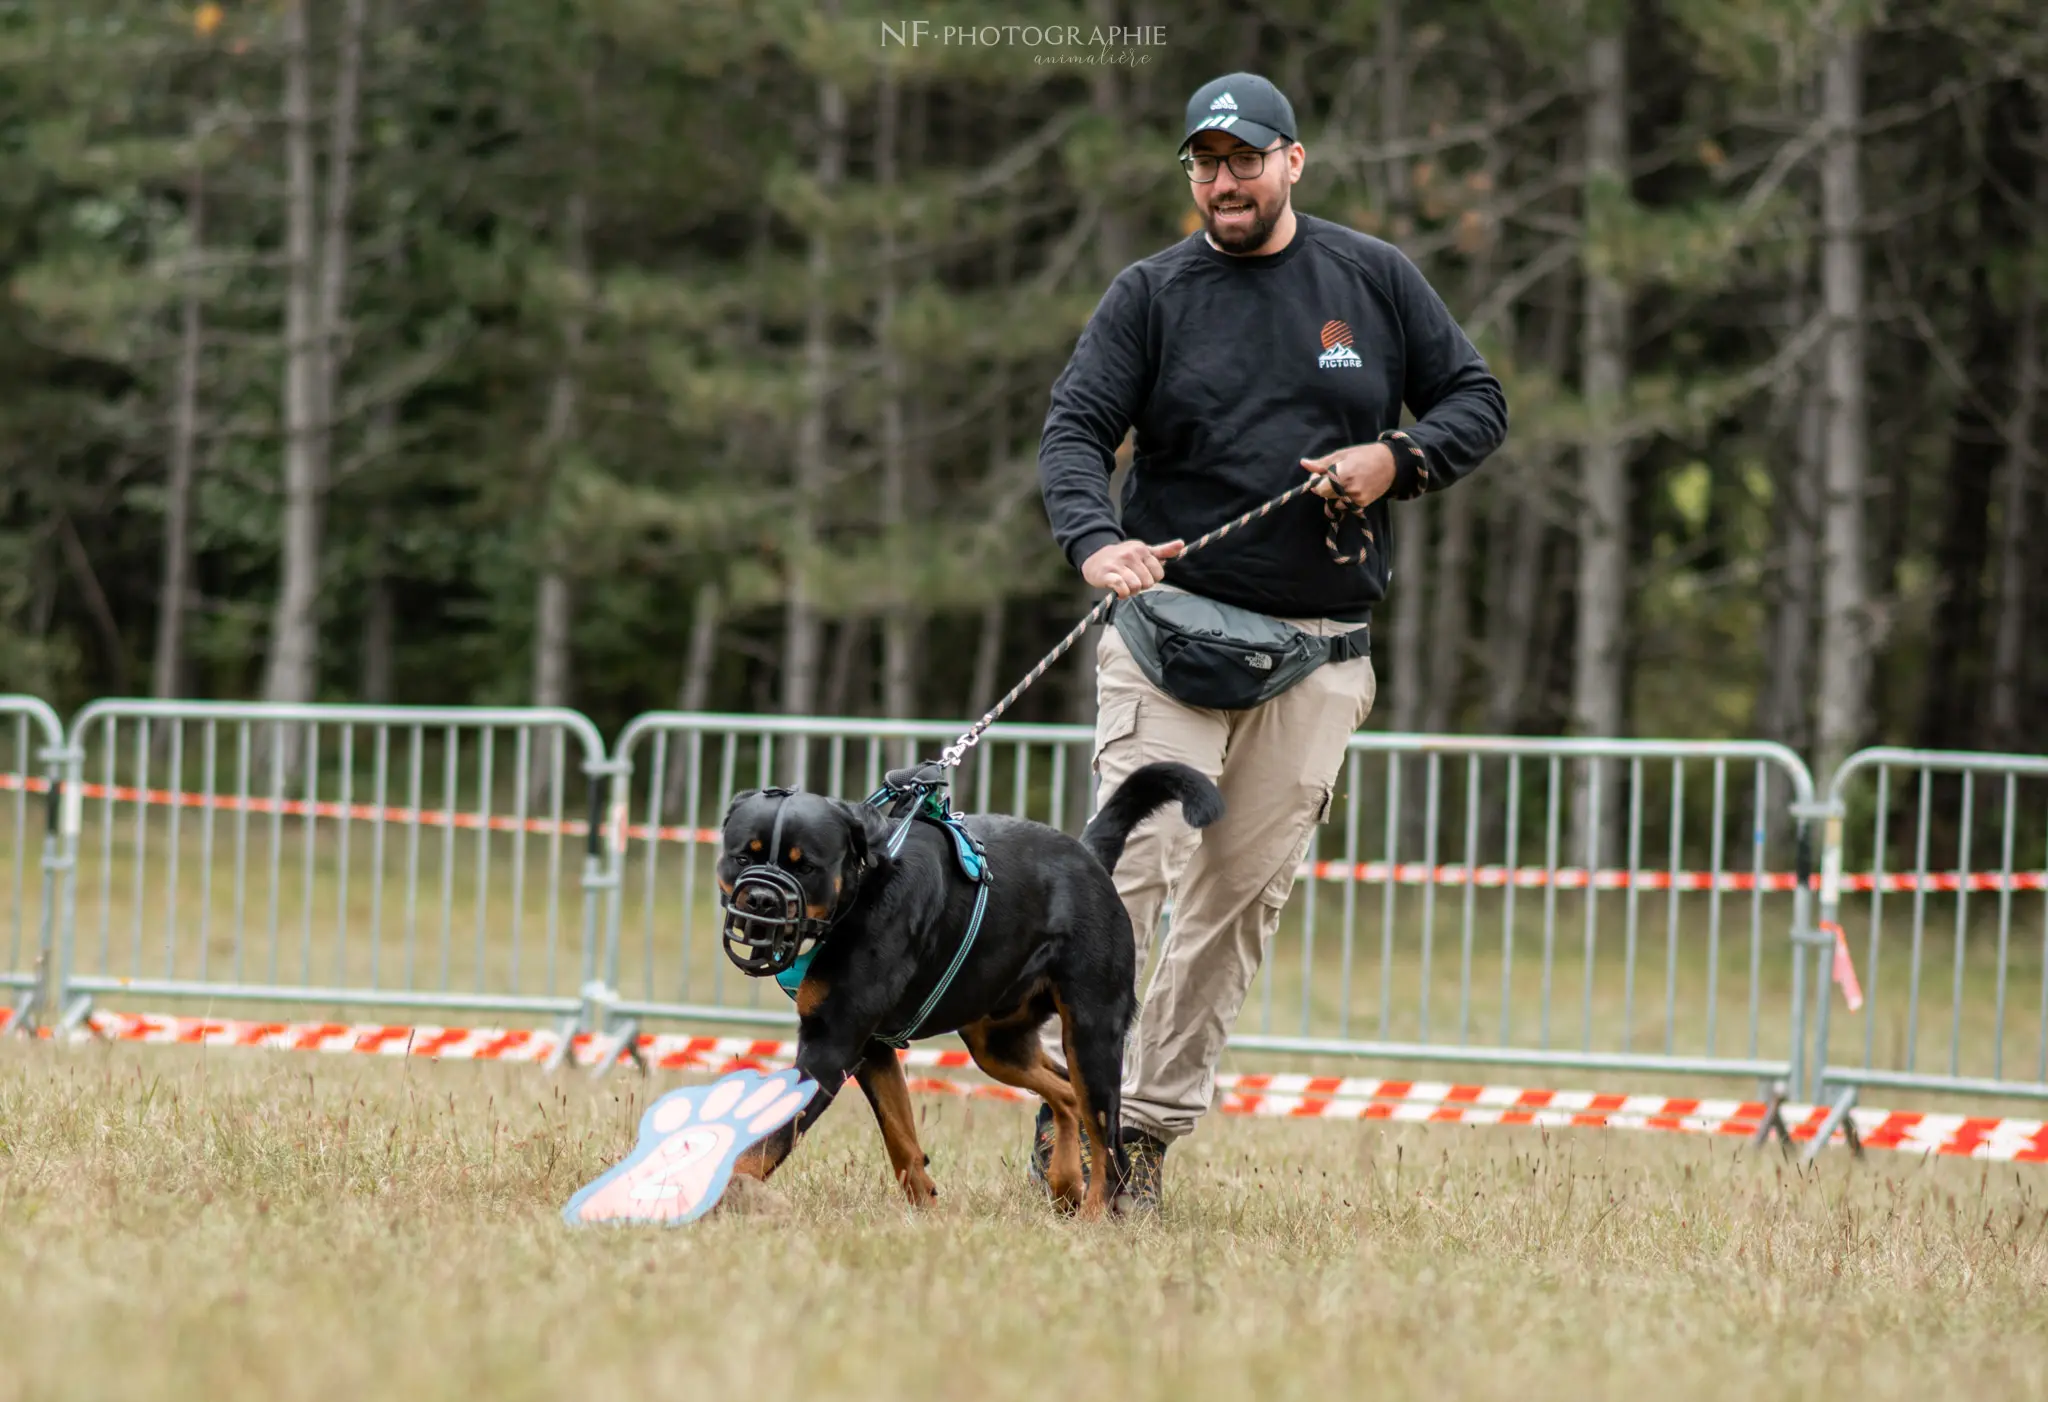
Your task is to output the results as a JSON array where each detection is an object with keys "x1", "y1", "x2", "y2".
[{"x1": 1042, "y1": 588, "x2": 1378, "y2": 1142}]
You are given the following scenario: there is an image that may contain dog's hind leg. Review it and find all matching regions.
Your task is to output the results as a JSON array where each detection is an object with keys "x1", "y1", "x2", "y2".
[
  {"x1": 1055, "y1": 992, "x2": 1131, "y2": 1221},
  {"x1": 853, "y1": 1044, "x2": 939, "y2": 1206},
  {"x1": 958, "y1": 1016, "x2": 1086, "y2": 1212}
]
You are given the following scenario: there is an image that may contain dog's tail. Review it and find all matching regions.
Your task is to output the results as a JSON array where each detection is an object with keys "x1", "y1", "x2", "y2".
[{"x1": 1080, "y1": 761, "x2": 1224, "y2": 876}]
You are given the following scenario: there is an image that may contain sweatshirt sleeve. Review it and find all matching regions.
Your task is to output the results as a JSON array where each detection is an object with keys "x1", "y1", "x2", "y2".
[
  {"x1": 1383, "y1": 246, "x2": 1509, "y2": 501},
  {"x1": 1038, "y1": 268, "x2": 1152, "y2": 571}
]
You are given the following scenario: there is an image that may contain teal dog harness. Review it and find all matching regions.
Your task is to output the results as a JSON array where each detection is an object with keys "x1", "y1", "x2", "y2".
[{"x1": 771, "y1": 770, "x2": 992, "y2": 1049}]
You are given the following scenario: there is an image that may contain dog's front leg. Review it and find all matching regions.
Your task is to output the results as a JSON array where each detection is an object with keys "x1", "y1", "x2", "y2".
[{"x1": 729, "y1": 1033, "x2": 862, "y2": 1184}]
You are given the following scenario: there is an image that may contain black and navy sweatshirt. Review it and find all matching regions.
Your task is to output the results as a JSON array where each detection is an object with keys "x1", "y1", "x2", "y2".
[{"x1": 1038, "y1": 213, "x2": 1509, "y2": 623}]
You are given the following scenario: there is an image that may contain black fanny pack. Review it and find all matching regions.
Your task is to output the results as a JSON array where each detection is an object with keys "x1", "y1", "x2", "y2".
[{"x1": 1112, "y1": 589, "x2": 1370, "y2": 711}]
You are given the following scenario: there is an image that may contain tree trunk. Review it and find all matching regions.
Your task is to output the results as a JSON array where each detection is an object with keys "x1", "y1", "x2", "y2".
[
  {"x1": 1484, "y1": 270, "x2": 1571, "y2": 736},
  {"x1": 530, "y1": 189, "x2": 588, "y2": 719},
  {"x1": 821, "y1": 618, "x2": 865, "y2": 719},
  {"x1": 1916, "y1": 84, "x2": 2029, "y2": 754},
  {"x1": 1573, "y1": 28, "x2": 1629, "y2": 744},
  {"x1": 679, "y1": 581, "x2": 722, "y2": 715},
  {"x1": 1088, "y1": 0, "x2": 1131, "y2": 273},
  {"x1": 1759, "y1": 375, "x2": 1823, "y2": 752},
  {"x1": 1421, "y1": 490, "x2": 1472, "y2": 734},
  {"x1": 781, "y1": 15, "x2": 843, "y2": 723},
  {"x1": 316, "y1": 0, "x2": 364, "y2": 436},
  {"x1": 1380, "y1": 0, "x2": 1409, "y2": 218},
  {"x1": 664, "y1": 580, "x2": 723, "y2": 817},
  {"x1": 356, "y1": 401, "x2": 397, "y2": 704},
  {"x1": 153, "y1": 158, "x2": 204, "y2": 701},
  {"x1": 56, "y1": 510, "x2": 129, "y2": 694},
  {"x1": 1574, "y1": 27, "x2": 1629, "y2": 858},
  {"x1": 531, "y1": 574, "x2": 571, "y2": 711},
  {"x1": 360, "y1": 546, "x2": 393, "y2": 703},
  {"x1": 1482, "y1": 475, "x2": 1546, "y2": 734},
  {"x1": 260, "y1": 0, "x2": 325, "y2": 719},
  {"x1": 1989, "y1": 257, "x2": 2040, "y2": 749},
  {"x1": 262, "y1": 0, "x2": 365, "y2": 739},
  {"x1": 1379, "y1": 0, "x2": 1432, "y2": 735},
  {"x1": 877, "y1": 66, "x2": 919, "y2": 722},
  {"x1": 1813, "y1": 29, "x2": 1870, "y2": 777},
  {"x1": 1068, "y1": 0, "x2": 1129, "y2": 769},
  {"x1": 968, "y1": 600, "x2": 1005, "y2": 720}
]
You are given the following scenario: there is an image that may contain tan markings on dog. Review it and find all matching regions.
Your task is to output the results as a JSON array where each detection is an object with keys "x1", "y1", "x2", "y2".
[
  {"x1": 833, "y1": 875, "x2": 842, "y2": 894},
  {"x1": 748, "y1": 838, "x2": 763, "y2": 853},
  {"x1": 804, "y1": 902, "x2": 830, "y2": 922},
  {"x1": 717, "y1": 878, "x2": 733, "y2": 895},
  {"x1": 794, "y1": 975, "x2": 828, "y2": 1018},
  {"x1": 959, "y1": 1017, "x2": 1086, "y2": 1212},
  {"x1": 1054, "y1": 991, "x2": 1120, "y2": 1222},
  {"x1": 787, "y1": 846, "x2": 802, "y2": 863},
  {"x1": 854, "y1": 1049, "x2": 938, "y2": 1206},
  {"x1": 732, "y1": 1122, "x2": 798, "y2": 1182}
]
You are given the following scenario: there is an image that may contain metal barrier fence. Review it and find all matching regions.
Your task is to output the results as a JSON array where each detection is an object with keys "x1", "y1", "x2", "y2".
[
  {"x1": 1, "y1": 695, "x2": 67, "y2": 1024},
  {"x1": 1809, "y1": 748, "x2": 2048, "y2": 1109},
  {"x1": 598, "y1": 713, "x2": 1822, "y2": 1091},
  {"x1": 22, "y1": 693, "x2": 2048, "y2": 1128},
  {"x1": 53, "y1": 700, "x2": 615, "y2": 1039},
  {"x1": 1237, "y1": 734, "x2": 1819, "y2": 1088}
]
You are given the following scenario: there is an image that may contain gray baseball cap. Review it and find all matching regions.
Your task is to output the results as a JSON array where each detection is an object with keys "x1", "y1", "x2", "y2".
[{"x1": 1178, "y1": 72, "x2": 1297, "y2": 154}]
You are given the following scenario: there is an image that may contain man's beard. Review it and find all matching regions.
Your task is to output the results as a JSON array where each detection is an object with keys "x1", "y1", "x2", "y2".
[{"x1": 1203, "y1": 190, "x2": 1283, "y2": 253}]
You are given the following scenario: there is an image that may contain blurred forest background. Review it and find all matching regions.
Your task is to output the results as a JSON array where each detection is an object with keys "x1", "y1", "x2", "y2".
[{"x1": 1, "y1": 0, "x2": 2043, "y2": 776}]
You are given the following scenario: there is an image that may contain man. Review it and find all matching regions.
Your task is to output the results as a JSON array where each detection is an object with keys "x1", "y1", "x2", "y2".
[{"x1": 1033, "y1": 72, "x2": 1508, "y2": 1213}]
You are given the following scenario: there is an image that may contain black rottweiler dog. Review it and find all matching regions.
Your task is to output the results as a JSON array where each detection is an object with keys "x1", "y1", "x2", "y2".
[{"x1": 714, "y1": 761, "x2": 1221, "y2": 1218}]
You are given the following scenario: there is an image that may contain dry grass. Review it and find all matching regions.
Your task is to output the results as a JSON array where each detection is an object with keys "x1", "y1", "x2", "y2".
[{"x1": 4, "y1": 1041, "x2": 2048, "y2": 1402}]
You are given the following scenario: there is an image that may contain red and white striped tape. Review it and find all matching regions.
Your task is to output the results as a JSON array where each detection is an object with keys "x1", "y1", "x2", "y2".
[
  {"x1": 5, "y1": 771, "x2": 2040, "y2": 895},
  {"x1": 7, "y1": 1006, "x2": 2045, "y2": 1164}
]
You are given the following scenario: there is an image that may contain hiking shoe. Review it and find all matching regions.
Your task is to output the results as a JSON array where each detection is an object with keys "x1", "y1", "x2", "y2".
[
  {"x1": 1113, "y1": 1125, "x2": 1169, "y2": 1216},
  {"x1": 1026, "y1": 1102, "x2": 1093, "y2": 1195},
  {"x1": 1027, "y1": 1102, "x2": 1059, "y2": 1191}
]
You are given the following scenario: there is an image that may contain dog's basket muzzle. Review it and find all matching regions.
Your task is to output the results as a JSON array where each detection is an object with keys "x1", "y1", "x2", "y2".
[
  {"x1": 720, "y1": 862, "x2": 821, "y2": 977},
  {"x1": 721, "y1": 788, "x2": 842, "y2": 978}
]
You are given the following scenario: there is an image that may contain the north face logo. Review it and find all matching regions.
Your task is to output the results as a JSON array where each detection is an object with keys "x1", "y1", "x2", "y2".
[
  {"x1": 1317, "y1": 318, "x2": 1363, "y2": 369},
  {"x1": 1210, "y1": 92, "x2": 1238, "y2": 111}
]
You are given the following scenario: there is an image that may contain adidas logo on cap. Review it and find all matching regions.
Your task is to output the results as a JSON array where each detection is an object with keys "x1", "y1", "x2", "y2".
[{"x1": 1209, "y1": 92, "x2": 1238, "y2": 110}]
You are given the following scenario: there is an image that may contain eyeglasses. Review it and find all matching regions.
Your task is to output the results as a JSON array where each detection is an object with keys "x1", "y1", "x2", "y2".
[{"x1": 1179, "y1": 141, "x2": 1289, "y2": 183}]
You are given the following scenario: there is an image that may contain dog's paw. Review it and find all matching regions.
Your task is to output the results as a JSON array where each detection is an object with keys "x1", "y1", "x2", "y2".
[{"x1": 563, "y1": 1067, "x2": 813, "y2": 1227}]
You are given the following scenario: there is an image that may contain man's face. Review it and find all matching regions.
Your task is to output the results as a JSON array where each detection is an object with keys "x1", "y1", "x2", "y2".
[{"x1": 1185, "y1": 130, "x2": 1301, "y2": 253}]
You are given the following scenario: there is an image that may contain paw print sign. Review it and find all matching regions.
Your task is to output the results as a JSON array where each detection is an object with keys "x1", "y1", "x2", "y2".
[{"x1": 564, "y1": 1067, "x2": 816, "y2": 1227}]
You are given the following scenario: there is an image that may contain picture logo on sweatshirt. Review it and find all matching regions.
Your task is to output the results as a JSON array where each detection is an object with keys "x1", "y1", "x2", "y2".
[{"x1": 1318, "y1": 319, "x2": 1363, "y2": 369}]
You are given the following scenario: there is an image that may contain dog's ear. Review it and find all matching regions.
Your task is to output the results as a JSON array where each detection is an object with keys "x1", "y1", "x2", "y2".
[
  {"x1": 832, "y1": 799, "x2": 891, "y2": 870},
  {"x1": 720, "y1": 788, "x2": 764, "y2": 826}
]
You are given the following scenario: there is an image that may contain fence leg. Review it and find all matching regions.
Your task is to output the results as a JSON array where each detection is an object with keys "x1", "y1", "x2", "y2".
[
  {"x1": 544, "y1": 1014, "x2": 581, "y2": 1073},
  {"x1": 570, "y1": 755, "x2": 629, "y2": 1051},
  {"x1": 1800, "y1": 1085, "x2": 1863, "y2": 1168},
  {"x1": 17, "y1": 739, "x2": 83, "y2": 1041},
  {"x1": 1750, "y1": 1081, "x2": 1796, "y2": 1159},
  {"x1": 1793, "y1": 799, "x2": 1847, "y2": 1104},
  {"x1": 46, "y1": 741, "x2": 83, "y2": 1037},
  {"x1": 8, "y1": 985, "x2": 38, "y2": 1037},
  {"x1": 588, "y1": 1016, "x2": 645, "y2": 1081}
]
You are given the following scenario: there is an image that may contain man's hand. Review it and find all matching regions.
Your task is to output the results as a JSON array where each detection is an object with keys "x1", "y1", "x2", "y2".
[
  {"x1": 1082, "y1": 537, "x2": 1186, "y2": 599},
  {"x1": 1301, "y1": 442, "x2": 1397, "y2": 509}
]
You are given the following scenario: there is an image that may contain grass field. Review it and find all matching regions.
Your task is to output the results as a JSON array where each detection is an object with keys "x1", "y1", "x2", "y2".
[{"x1": 4, "y1": 1041, "x2": 2048, "y2": 1402}]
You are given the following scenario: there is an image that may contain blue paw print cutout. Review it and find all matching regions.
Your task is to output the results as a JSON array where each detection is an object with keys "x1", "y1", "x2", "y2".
[{"x1": 564, "y1": 1066, "x2": 816, "y2": 1227}]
